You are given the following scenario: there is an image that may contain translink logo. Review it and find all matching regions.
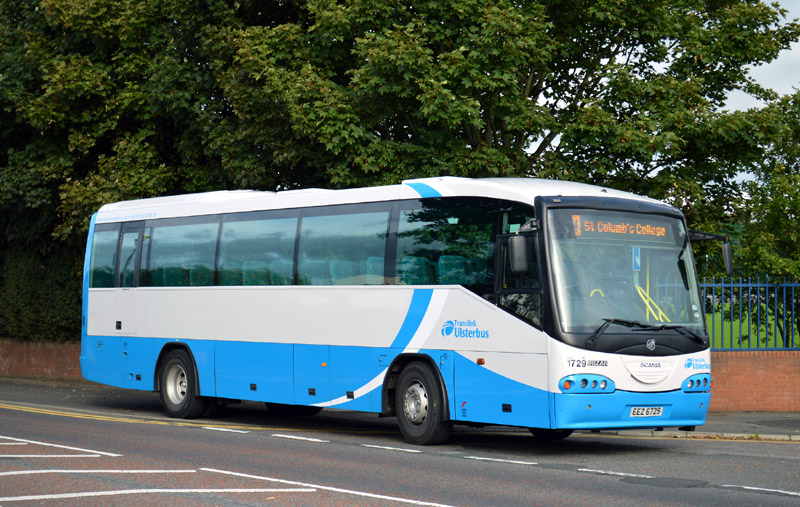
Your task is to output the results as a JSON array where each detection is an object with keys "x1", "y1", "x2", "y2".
[{"x1": 441, "y1": 319, "x2": 490, "y2": 339}]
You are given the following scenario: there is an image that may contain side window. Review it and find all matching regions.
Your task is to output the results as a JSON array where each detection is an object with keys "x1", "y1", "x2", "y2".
[
  {"x1": 89, "y1": 224, "x2": 120, "y2": 288},
  {"x1": 118, "y1": 229, "x2": 140, "y2": 288},
  {"x1": 146, "y1": 217, "x2": 221, "y2": 287},
  {"x1": 218, "y1": 211, "x2": 299, "y2": 286},
  {"x1": 396, "y1": 198, "x2": 496, "y2": 286},
  {"x1": 501, "y1": 204, "x2": 536, "y2": 234},
  {"x1": 298, "y1": 205, "x2": 390, "y2": 285}
]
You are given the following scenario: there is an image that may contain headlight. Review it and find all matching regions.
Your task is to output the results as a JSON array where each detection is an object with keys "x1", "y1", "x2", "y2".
[
  {"x1": 559, "y1": 375, "x2": 615, "y2": 394},
  {"x1": 682, "y1": 374, "x2": 711, "y2": 393}
]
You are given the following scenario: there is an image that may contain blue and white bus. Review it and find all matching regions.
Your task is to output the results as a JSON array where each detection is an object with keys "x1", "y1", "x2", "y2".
[{"x1": 81, "y1": 177, "x2": 722, "y2": 444}]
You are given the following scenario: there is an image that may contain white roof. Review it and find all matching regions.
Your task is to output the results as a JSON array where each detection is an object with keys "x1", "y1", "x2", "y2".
[{"x1": 95, "y1": 176, "x2": 668, "y2": 223}]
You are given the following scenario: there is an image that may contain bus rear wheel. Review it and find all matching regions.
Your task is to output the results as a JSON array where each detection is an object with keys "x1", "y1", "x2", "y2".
[
  {"x1": 159, "y1": 349, "x2": 208, "y2": 419},
  {"x1": 395, "y1": 362, "x2": 452, "y2": 445}
]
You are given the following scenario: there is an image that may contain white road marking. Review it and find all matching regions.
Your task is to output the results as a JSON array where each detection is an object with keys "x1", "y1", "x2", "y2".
[
  {"x1": 721, "y1": 485, "x2": 800, "y2": 497},
  {"x1": 0, "y1": 443, "x2": 27, "y2": 446},
  {"x1": 271, "y1": 434, "x2": 329, "y2": 443},
  {"x1": 0, "y1": 488, "x2": 315, "y2": 502},
  {"x1": 202, "y1": 427, "x2": 250, "y2": 434},
  {"x1": 0, "y1": 455, "x2": 101, "y2": 458},
  {"x1": 203, "y1": 468, "x2": 457, "y2": 507},
  {"x1": 577, "y1": 468, "x2": 655, "y2": 479},
  {"x1": 464, "y1": 456, "x2": 538, "y2": 466},
  {"x1": 362, "y1": 444, "x2": 422, "y2": 453},
  {"x1": 0, "y1": 435, "x2": 121, "y2": 457},
  {"x1": 0, "y1": 469, "x2": 196, "y2": 477}
]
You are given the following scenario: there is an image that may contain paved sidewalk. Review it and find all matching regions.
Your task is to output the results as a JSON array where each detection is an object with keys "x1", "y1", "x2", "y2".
[{"x1": 591, "y1": 412, "x2": 800, "y2": 441}]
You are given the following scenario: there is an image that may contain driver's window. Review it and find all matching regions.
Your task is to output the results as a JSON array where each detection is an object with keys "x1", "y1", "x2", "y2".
[
  {"x1": 503, "y1": 236, "x2": 539, "y2": 289},
  {"x1": 499, "y1": 235, "x2": 542, "y2": 328}
]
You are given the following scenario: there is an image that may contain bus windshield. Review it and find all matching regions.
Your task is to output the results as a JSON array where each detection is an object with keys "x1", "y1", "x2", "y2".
[{"x1": 547, "y1": 209, "x2": 705, "y2": 336}]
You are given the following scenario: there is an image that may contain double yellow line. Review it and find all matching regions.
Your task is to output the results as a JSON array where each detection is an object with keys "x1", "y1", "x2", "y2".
[
  {"x1": 0, "y1": 402, "x2": 394, "y2": 436},
  {"x1": 0, "y1": 402, "x2": 265, "y2": 431}
]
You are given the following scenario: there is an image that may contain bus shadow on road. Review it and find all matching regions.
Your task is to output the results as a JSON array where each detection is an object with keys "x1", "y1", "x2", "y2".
[
  {"x1": 443, "y1": 427, "x2": 663, "y2": 457},
  {"x1": 75, "y1": 387, "x2": 671, "y2": 456}
]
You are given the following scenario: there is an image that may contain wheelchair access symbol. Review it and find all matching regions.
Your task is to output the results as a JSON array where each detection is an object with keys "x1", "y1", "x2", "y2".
[{"x1": 632, "y1": 247, "x2": 641, "y2": 272}]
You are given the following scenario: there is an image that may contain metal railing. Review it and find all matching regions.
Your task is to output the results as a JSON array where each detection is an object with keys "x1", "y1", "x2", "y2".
[{"x1": 700, "y1": 277, "x2": 800, "y2": 350}]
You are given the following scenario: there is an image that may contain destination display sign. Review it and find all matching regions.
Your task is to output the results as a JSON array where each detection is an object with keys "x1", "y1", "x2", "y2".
[{"x1": 549, "y1": 210, "x2": 679, "y2": 244}]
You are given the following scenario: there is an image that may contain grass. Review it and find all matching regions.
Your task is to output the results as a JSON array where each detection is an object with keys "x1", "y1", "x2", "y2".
[{"x1": 705, "y1": 310, "x2": 800, "y2": 349}]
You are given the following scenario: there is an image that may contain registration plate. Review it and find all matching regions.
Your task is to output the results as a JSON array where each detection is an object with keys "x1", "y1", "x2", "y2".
[{"x1": 630, "y1": 406, "x2": 663, "y2": 417}]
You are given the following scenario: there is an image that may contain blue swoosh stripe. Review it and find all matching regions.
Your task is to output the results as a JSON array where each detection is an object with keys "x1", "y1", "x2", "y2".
[
  {"x1": 316, "y1": 288, "x2": 434, "y2": 407},
  {"x1": 389, "y1": 288, "x2": 434, "y2": 350},
  {"x1": 405, "y1": 182, "x2": 441, "y2": 198}
]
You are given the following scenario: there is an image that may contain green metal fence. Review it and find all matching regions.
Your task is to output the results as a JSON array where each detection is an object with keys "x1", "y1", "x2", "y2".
[{"x1": 701, "y1": 277, "x2": 799, "y2": 350}]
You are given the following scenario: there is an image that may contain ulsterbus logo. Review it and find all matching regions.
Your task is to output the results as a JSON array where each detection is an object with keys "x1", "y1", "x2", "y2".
[
  {"x1": 685, "y1": 358, "x2": 710, "y2": 370},
  {"x1": 441, "y1": 319, "x2": 490, "y2": 339}
]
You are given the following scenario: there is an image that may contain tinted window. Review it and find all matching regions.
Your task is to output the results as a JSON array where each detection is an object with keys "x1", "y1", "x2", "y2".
[
  {"x1": 396, "y1": 198, "x2": 496, "y2": 286},
  {"x1": 146, "y1": 217, "x2": 221, "y2": 287},
  {"x1": 498, "y1": 235, "x2": 542, "y2": 327},
  {"x1": 218, "y1": 211, "x2": 299, "y2": 286},
  {"x1": 119, "y1": 229, "x2": 140, "y2": 288},
  {"x1": 89, "y1": 224, "x2": 120, "y2": 288},
  {"x1": 298, "y1": 206, "x2": 389, "y2": 285},
  {"x1": 501, "y1": 204, "x2": 536, "y2": 234}
]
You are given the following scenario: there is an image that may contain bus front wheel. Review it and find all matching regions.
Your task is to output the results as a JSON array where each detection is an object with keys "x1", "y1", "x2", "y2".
[
  {"x1": 159, "y1": 349, "x2": 208, "y2": 419},
  {"x1": 395, "y1": 362, "x2": 452, "y2": 445}
]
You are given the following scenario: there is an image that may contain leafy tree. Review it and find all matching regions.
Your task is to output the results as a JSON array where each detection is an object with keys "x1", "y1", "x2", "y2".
[
  {"x1": 228, "y1": 0, "x2": 799, "y2": 208},
  {"x1": 4, "y1": 0, "x2": 798, "y2": 239},
  {"x1": 0, "y1": 0, "x2": 243, "y2": 340},
  {"x1": 737, "y1": 92, "x2": 800, "y2": 277}
]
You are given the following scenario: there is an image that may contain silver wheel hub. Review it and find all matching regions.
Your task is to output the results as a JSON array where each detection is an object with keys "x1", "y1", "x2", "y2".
[
  {"x1": 402, "y1": 381, "x2": 428, "y2": 425},
  {"x1": 165, "y1": 364, "x2": 188, "y2": 405}
]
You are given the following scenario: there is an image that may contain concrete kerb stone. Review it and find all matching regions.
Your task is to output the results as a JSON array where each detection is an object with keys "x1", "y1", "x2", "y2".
[{"x1": 577, "y1": 429, "x2": 800, "y2": 442}]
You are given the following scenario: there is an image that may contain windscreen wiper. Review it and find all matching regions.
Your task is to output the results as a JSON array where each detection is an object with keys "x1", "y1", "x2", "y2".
[
  {"x1": 585, "y1": 319, "x2": 647, "y2": 349},
  {"x1": 586, "y1": 319, "x2": 706, "y2": 349}
]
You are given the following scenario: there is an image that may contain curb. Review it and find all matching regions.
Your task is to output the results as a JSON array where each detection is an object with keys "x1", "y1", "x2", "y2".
[{"x1": 581, "y1": 429, "x2": 800, "y2": 442}]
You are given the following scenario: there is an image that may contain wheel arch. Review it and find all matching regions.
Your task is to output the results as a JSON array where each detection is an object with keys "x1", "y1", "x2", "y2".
[
  {"x1": 382, "y1": 353, "x2": 451, "y2": 421},
  {"x1": 154, "y1": 343, "x2": 201, "y2": 394}
]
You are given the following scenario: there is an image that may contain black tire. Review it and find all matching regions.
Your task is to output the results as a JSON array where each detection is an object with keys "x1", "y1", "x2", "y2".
[
  {"x1": 529, "y1": 428, "x2": 574, "y2": 440},
  {"x1": 265, "y1": 402, "x2": 323, "y2": 416},
  {"x1": 395, "y1": 362, "x2": 452, "y2": 445},
  {"x1": 159, "y1": 349, "x2": 209, "y2": 419}
]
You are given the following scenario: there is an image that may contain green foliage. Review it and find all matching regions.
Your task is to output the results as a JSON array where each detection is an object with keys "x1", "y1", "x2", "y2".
[
  {"x1": 0, "y1": 242, "x2": 83, "y2": 342},
  {"x1": 218, "y1": 0, "x2": 800, "y2": 226},
  {"x1": 735, "y1": 93, "x2": 800, "y2": 277}
]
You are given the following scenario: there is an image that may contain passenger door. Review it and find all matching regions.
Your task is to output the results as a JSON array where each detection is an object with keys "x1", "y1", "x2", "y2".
[{"x1": 115, "y1": 223, "x2": 143, "y2": 334}]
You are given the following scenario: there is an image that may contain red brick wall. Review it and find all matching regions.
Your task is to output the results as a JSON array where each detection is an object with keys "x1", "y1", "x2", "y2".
[
  {"x1": 0, "y1": 338, "x2": 81, "y2": 379},
  {"x1": 1, "y1": 339, "x2": 798, "y2": 411},
  {"x1": 710, "y1": 350, "x2": 800, "y2": 412}
]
